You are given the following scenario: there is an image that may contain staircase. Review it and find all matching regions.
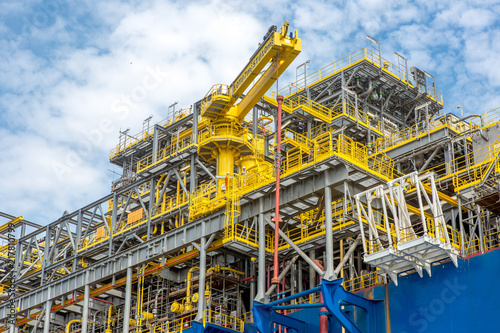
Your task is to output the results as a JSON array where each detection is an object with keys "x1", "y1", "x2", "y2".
[
  {"x1": 282, "y1": 129, "x2": 312, "y2": 154},
  {"x1": 263, "y1": 94, "x2": 332, "y2": 122}
]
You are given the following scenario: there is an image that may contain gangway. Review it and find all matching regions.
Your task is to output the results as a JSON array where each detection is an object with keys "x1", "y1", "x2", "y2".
[{"x1": 355, "y1": 172, "x2": 459, "y2": 285}]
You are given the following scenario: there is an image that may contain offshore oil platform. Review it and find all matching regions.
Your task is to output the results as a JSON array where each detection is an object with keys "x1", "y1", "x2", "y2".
[{"x1": 1, "y1": 21, "x2": 500, "y2": 332}]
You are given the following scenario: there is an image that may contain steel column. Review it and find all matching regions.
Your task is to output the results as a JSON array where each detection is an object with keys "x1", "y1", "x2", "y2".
[
  {"x1": 458, "y1": 197, "x2": 464, "y2": 254},
  {"x1": 477, "y1": 206, "x2": 485, "y2": 253},
  {"x1": 43, "y1": 300, "x2": 51, "y2": 333},
  {"x1": 192, "y1": 103, "x2": 198, "y2": 144},
  {"x1": 267, "y1": 220, "x2": 324, "y2": 277},
  {"x1": 334, "y1": 235, "x2": 361, "y2": 275},
  {"x1": 195, "y1": 222, "x2": 208, "y2": 322},
  {"x1": 250, "y1": 259, "x2": 256, "y2": 309},
  {"x1": 190, "y1": 154, "x2": 197, "y2": 194},
  {"x1": 323, "y1": 186, "x2": 335, "y2": 280},
  {"x1": 252, "y1": 107, "x2": 258, "y2": 136},
  {"x1": 298, "y1": 261, "x2": 303, "y2": 293},
  {"x1": 152, "y1": 125, "x2": 159, "y2": 163},
  {"x1": 309, "y1": 250, "x2": 316, "y2": 289},
  {"x1": 265, "y1": 256, "x2": 298, "y2": 296},
  {"x1": 255, "y1": 200, "x2": 266, "y2": 302},
  {"x1": 81, "y1": 282, "x2": 90, "y2": 333},
  {"x1": 123, "y1": 267, "x2": 133, "y2": 333}
]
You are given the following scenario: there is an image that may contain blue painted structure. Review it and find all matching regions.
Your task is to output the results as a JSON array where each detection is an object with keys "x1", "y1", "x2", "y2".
[
  {"x1": 362, "y1": 248, "x2": 500, "y2": 332},
  {"x1": 192, "y1": 249, "x2": 500, "y2": 333},
  {"x1": 253, "y1": 278, "x2": 385, "y2": 333},
  {"x1": 192, "y1": 320, "x2": 243, "y2": 333}
]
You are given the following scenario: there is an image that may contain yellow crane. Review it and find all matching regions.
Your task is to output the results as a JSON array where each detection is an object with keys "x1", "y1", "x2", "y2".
[{"x1": 198, "y1": 21, "x2": 301, "y2": 190}]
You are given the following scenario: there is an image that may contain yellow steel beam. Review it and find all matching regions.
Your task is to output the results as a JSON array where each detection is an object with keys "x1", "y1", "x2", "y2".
[
  {"x1": 0, "y1": 216, "x2": 23, "y2": 233},
  {"x1": 421, "y1": 184, "x2": 458, "y2": 207},
  {"x1": 2, "y1": 239, "x2": 226, "y2": 331},
  {"x1": 228, "y1": 32, "x2": 302, "y2": 121}
]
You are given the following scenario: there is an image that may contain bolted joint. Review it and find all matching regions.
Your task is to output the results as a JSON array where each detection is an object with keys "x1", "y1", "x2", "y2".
[
  {"x1": 276, "y1": 95, "x2": 284, "y2": 103},
  {"x1": 271, "y1": 277, "x2": 280, "y2": 285}
]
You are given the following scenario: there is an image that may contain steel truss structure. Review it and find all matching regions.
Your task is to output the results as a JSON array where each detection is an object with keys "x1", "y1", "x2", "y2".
[{"x1": 1, "y1": 22, "x2": 500, "y2": 333}]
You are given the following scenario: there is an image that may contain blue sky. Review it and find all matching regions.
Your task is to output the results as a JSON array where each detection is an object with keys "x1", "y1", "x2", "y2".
[{"x1": 1, "y1": 0, "x2": 499, "y2": 224}]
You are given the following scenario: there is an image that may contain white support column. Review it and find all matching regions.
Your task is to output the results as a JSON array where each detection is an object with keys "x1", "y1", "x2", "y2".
[
  {"x1": 123, "y1": 267, "x2": 133, "y2": 333},
  {"x1": 309, "y1": 250, "x2": 316, "y2": 289},
  {"x1": 195, "y1": 221, "x2": 212, "y2": 322},
  {"x1": 43, "y1": 300, "x2": 51, "y2": 333},
  {"x1": 323, "y1": 185, "x2": 336, "y2": 280},
  {"x1": 81, "y1": 282, "x2": 90, "y2": 333},
  {"x1": 255, "y1": 198, "x2": 266, "y2": 302}
]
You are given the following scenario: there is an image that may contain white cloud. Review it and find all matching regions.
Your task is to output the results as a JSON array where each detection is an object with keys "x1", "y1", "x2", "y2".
[
  {"x1": 0, "y1": 0, "x2": 499, "y2": 224},
  {"x1": 459, "y1": 8, "x2": 496, "y2": 29},
  {"x1": 0, "y1": 0, "x2": 264, "y2": 222}
]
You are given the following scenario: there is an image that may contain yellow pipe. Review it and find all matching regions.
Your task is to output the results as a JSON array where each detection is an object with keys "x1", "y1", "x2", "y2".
[
  {"x1": 105, "y1": 305, "x2": 116, "y2": 333},
  {"x1": 141, "y1": 225, "x2": 158, "y2": 241},
  {"x1": 206, "y1": 265, "x2": 244, "y2": 276},
  {"x1": 177, "y1": 180, "x2": 180, "y2": 204},
  {"x1": 220, "y1": 267, "x2": 245, "y2": 275},
  {"x1": 185, "y1": 266, "x2": 200, "y2": 311},
  {"x1": 141, "y1": 312, "x2": 153, "y2": 321},
  {"x1": 259, "y1": 116, "x2": 273, "y2": 127},
  {"x1": 65, "y1": 319, "x2": 81, "y2": 333}
]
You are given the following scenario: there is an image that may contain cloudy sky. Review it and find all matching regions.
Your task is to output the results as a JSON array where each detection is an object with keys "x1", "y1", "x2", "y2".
[{"x1": 0, "y1": 0, "x2": 499, "y2": 224}]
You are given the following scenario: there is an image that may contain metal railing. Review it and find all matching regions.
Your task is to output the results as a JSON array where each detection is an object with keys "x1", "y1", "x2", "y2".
[
  {"x1": 203, "y1": 309, "x2": 244, "y2": 332},
  {"x1": 372, "y1": 113, "x2": 457, "y2": 154},
  {"x1": 200, "y1": 84, "x2": 231, "y2": 117},
  {"x1": 343, "y1": 271, "x2": 382, "y2": 292},
  {"x1": 137, "y1": 134, "x2": 195, "y2": 173},
  {"x1": 109, "y1": 108, "x2": 193, "y2": 159},
  {"x1": 273, "y1": 48, "x2": 443, "y2": 104},
  {"x1": 240, "y1": 311, "x2": 253, "y2": 324}
]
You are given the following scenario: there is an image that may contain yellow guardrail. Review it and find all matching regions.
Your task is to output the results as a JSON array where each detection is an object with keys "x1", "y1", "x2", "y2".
[
  {"x1": 274, "y1": 48, "x2": 443, "y2": 105},
  {"x1": 463, "y1": 235, "x2": 481, "y2": 257},
  {"x1": 225, "y1": 222, "x2": 259, "y2": 248},
  {"x1": 471, "y1": 106, "x2": 500, "y2": 129},
  {"x1": 372, "y1": 113, "x2": 464, "y2": 155},
  {"x1": 240, "y1": 311, "x2": 253, "y2": 324},
  {"x1": 343, "y1": 271, "x2": 382, "y2": 292},
  {"x1": 265, "y1": 95, "x2": 385, "y2": 137},
  {"x1": 0, "y1": 245, "x2": 42, "y2": 268},
  {"x1": 451, "y1": 133, "x2": 500, "y2": 192},
  {"x1": 203, "y1": 309, "x2": 244, "y2": 332},
  {"x1": 166, "y1": 314, "x2": 193, "y2": 333},
  {"x1": 200, "y1": 84, "x2": 231, "y2": 118},
  {"x1": 281, "y1": 133, "x2": 394, "y2": 181},
  {"x1": 137, "y1": 133, "x2": 195, "y2": 173},
  {"x1": 109, "y1": 109, "x2": 193, "y2": 159},
  {"x1": 423, "y1": 131, "x2": 500, "y2": 187},
  {"x1": 78, "y1": 188, "x2": 189, "y2": 253},
  {"x1": 484, "y1": 228, "x2": 500, "y2": 251},
  {"x1": 282, "y1": 128, "x2": 311, "y2": 153}
]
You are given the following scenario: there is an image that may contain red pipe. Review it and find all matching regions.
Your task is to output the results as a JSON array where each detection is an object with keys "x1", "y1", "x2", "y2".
[
  {"x1": 266, "y1": 266, "x2": 270, "y2": 290},
  {"x1": 313, "y1": 259, "x2": 328, "y2": 333},
  {"x1": 91, "y1": 297, "x2": 114, "y2": 305},
  {"x1": 271, "y1": 49, "x2": 283, "y2": 285},
  {"x1": 272, "y1": 93, "x2": 284, "y2": 285},
  {"x1": 241, "y1": 275, "x2": 254, "y2": 282},
  {"x1": 282, "y1": 261, "x2": 287, "y2": 333}
]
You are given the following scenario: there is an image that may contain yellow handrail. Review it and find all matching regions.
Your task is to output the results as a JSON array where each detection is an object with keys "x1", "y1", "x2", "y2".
[{"x1": 203, "y1": 309, "x2": 244, "y2": 332}]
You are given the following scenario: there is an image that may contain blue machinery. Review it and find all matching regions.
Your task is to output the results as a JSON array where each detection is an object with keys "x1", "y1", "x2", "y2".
[{"x1": 253, "y1": 279, "x2": 385, "y2": 333}]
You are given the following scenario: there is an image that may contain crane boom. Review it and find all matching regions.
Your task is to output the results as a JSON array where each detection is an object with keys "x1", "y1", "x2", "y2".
[{"x1": 200, "y1": 21, "x2": 301, "y2": 122}]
